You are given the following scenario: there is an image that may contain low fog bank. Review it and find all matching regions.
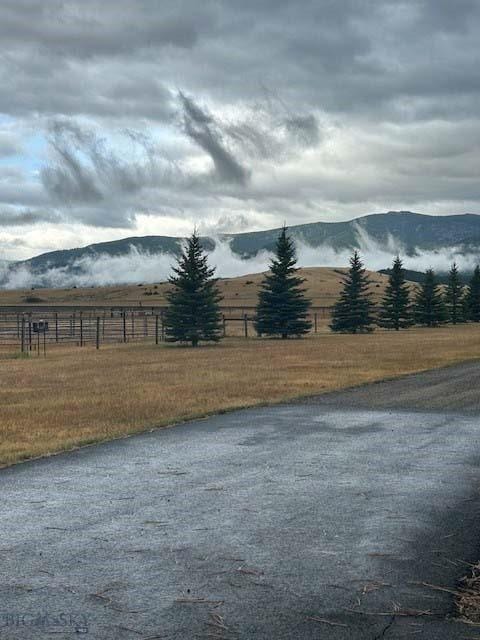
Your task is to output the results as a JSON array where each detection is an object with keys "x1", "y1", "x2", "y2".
[{"x1": 0, "y1": 231, "x2": 479, "y2": 290}]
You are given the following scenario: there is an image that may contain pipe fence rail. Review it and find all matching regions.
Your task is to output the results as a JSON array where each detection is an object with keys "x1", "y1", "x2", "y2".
[{"x1": 0, "y1": 305, "x2": 334, "y2": 354}]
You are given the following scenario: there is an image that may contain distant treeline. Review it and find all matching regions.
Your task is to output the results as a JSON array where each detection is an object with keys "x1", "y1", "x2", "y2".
[{"x1": 378, "y1": 267, "x2": 474, "y2": 286}]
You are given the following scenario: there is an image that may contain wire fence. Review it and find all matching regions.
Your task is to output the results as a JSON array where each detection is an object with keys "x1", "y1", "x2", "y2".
[{"x1": 0, "y1": 306, "x2": 334, "y2": 354}]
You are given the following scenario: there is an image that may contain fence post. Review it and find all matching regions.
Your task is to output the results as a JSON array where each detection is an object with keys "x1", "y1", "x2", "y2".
[
  {"x1": 131, "y1": 311, "x2": 135, "y2": 339},
  {"x1": 122, "y1": 310, "x2": 127, "y2": 343},
  {"x1": 244, "y1": 313, "x2": 248, "y2": 338},
  {"x1": 28, "y1": 317, "x2": 32, "y2": 351},
  {"x1": 161, "y1": 310, "x2": 165, "y2": 342},
  {"x1": 314, "y1": 312, "x2": 317, "y2": 334},
  {"x1": 21, "y1": 316, "x2": 25, "y2": 353},
  {"x1": 80, "y1": 313, "x2": 84, "y2": 346},
  {"x1": 55, "y1": 312, "x2": 59, "y2": 342},
  {"x1": 222, "y1": 314, "x2": 226, "y2": 338},
  {"x1": 155, "y1": 314, "x2": 159, "y2": 345},
  {"x1": 96, "y1": 317, "x2": 100, "y2": 350}
]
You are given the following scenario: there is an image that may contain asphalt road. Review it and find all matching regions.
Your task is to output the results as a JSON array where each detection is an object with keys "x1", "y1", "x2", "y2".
[{"x1": 3, "y1": 361, "x2": 480, "y2": 639}]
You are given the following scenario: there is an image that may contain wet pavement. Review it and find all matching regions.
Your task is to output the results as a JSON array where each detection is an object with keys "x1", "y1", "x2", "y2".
[{"x1": 2, "y1": 362, "x2": 480, "y2": 639}]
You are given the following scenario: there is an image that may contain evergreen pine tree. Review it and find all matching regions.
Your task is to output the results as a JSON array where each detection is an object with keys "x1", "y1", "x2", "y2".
[
  {"x1": 461, "y1": 287, "x2": 471, "y2": 323},
  {"x1": 377, "y1": 256, "x2": 412, "y2": 330},
  {"x1": 330, "y1": 251, "x2": 375, "y2": 333},
  {"x1": 445, "y1": 262, "x2": 464, "y2": 324},
  {"x1": 164, "y1": 231, "x2": 222, "y2": 347},
  {"x1": 466, "y1": 265, "x2": 480, "y2": 322},
  {"x1": 255, "y1": 226, "x2": 311, "y2": 338},
  {"x1": 414, "y1": 269, "x2": 446, "y2": 327}
]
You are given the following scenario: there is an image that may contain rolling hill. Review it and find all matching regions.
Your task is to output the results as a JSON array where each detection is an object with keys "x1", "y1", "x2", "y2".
[{"x1": 0, "y1": 267, "x2": 401, "y2": 309}]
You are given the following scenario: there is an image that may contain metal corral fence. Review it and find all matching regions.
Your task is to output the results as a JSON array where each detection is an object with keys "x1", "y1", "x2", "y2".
[{"x1": 0, "y1": 305, "x2": 334, "y2": 354}]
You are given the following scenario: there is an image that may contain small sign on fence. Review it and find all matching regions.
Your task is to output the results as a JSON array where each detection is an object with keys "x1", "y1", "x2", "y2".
[{"x1": 32, "y1": 320, "x2": 49, "y2": 334}]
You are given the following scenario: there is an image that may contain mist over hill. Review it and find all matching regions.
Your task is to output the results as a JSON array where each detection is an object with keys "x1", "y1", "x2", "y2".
[{"x1": 1, "y1": 212, "x2": 480, "y2": 289}]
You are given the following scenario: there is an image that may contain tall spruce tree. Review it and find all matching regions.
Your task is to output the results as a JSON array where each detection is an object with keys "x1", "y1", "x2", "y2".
[
  {"x1": 164, "y1": 231, "x2": 222, "y2": 347},
  {"x1": 466, "y1": 264, "x2": 480, "y2": 322},
  {"x1": 330, "y1": 251, "x2": 375, "y2": 333},
  {"x1": 414, "y1": 269, "x2": 446, "y2": 327},
  {"x1": 255, "y1": 226, "x2": 311, "y2": 339},
  {"x1": 445, "y1": 262, "x2": 464, "y2": 324},
  {"x1": 377, "y1": 256, "x2": 412, "y2": 330}
]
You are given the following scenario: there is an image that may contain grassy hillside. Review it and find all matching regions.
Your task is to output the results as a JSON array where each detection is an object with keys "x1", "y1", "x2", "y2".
[{"x1": 0, "y1": 267, "x2": 401, "y2": 308}]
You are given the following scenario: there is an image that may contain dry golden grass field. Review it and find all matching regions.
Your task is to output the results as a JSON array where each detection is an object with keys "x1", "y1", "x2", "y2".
[
  {"x1": 1, "y1": 324, "x2": 479, "y2": 467},
  {"x1": 0, "y1": 267, "x2": 399, "y2": 308}
]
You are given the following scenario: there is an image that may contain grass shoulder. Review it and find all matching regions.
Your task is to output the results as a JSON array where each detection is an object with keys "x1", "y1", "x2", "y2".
[{"x1": 1, "y1": 325, "x2": 479, "y2": 467}]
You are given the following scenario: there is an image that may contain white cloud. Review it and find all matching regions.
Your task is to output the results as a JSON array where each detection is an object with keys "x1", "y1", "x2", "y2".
[{"x1": 2, "y1": 229, "x2": 479, "y2": 290}]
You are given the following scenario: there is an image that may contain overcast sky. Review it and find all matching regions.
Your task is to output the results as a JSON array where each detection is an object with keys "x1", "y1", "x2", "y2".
[{"x1": 1, "y1": 0, "x2": 480, "y2": 260}]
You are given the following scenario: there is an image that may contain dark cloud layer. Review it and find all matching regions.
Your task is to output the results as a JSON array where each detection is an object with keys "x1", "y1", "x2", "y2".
[
  {"x1": 0, "y1": 133, "x2": 23, "y2": 157},
  {"x1": 180, "y1": 93, "x2": 250, "y2": 185},
  {"x1": 0, "y1": 207, "x2": 60, "y2": 226},
  {"x1": 2, "y1": 1, "x2": 479, "y2": 121},
  {"x1": 40, "y1": 118, "x2": 174, "y2": 227},
  {"x1": 0, "y1": 1, "x2": 203, "y2": 57},
  {"x1": 0, "y1": 0, "x2": 480, "y2": 258}
]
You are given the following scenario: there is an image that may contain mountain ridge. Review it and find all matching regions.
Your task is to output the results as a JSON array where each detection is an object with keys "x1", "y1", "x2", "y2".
[{"x1": 3, "y1": 211, "x2": 480, "y2": 286}]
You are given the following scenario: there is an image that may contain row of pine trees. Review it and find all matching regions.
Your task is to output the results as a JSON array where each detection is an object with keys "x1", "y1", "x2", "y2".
[
  {"x1": 331, "y1": 252, "x2": 480, "y2": 333},
  {"x1": 164, "y1": 228, "x2": 480, "y2": 346}
]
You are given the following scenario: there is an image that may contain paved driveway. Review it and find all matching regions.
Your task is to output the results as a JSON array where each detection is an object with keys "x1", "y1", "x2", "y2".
[{"x1": 2, "y1": 362, "x2": 480, "y2": 639}]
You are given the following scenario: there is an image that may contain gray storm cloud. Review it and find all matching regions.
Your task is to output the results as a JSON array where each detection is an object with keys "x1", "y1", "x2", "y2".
[
  {"x1": 284, "y1": 115, "x2": 320, "y2": 147},
  {"x1": 0, "y1": 207, "x2": 60, "y2": 226},
  {"x1": 0, "y1": 132, "x2": 23, "y2": 157},
  {"x1": 41, "y1": 119, "x2": 164, "y2": 201},
  {"x1": 180, "y1": 92, "x2": 250, "y2": 186},
  {"x1": 226, "y1": 122, "x2": 276, "y2": 160},
  {"x1": 1, "y1": 0, "x2": 480, "y2": 260},
  {"x1": 178, "y1": 91, "x2": 321, "y2": 183},
  {"x1": 36, "y1": 95, "x2": 322, "y2": 232},
  {"x1": 40, "y1": 119, "x2": 183, "y2": 227},
  {"x1": 0, "y1": 1, "x2": 203, "y2": 57}
]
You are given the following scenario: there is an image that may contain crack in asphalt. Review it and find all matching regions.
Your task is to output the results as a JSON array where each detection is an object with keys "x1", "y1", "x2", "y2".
[{"x1": 373, "y1": 615, "x2": 395, "y2": 639}]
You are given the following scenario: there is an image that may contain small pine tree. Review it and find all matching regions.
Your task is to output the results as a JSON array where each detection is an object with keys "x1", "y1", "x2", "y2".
[
  {"x1": 255, "y1": 226, "x2": 311, "y2": 339},
  {"x1": 414, "y1": 269, "x2": 446, "y2": 327},
  {"x1": 377, "y1": 256, "x2": 413, "y2": 330},
  {"x1": 164, "y1": 231, "x2": 223, "y2": 347},
  {"x1": 445, "y1": 262, "x2": 464, "y2": 324},
  {"x1": 330, "y1": 251, "x2": 375, "y2": 333},
  {"x1": 466, "y1": 265, "x2": 480, "y2": 322}
]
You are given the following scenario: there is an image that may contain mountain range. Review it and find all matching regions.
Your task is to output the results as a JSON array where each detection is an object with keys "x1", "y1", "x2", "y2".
[{"x1": 3, "y1": 211, "x2": 480, "y2": 287}]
